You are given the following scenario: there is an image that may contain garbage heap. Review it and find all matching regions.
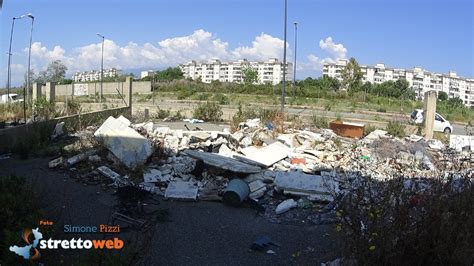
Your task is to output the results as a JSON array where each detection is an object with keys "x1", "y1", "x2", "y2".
[{"x1": 50, "y1": 116, "x2": 473, "y2": 219}]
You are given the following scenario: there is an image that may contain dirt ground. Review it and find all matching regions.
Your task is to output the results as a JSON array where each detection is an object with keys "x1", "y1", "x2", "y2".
[{"x1": 0, "y1": 156, "x2": 343, "y2": 265}]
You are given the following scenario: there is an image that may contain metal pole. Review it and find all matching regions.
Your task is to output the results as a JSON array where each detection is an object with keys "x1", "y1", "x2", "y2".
[
  {"x1": 281, "y1": 0, "x2": 288, "y2": 112},
  {"x1": 292, "y1": 21, "x2": 298, "y2": 97},
  {"x1": 100, "y1": 37, "x2": 104, "y2": 102},
  {"x1": 97, "y1": 33, "x2": 105, "y2": 103},
  {"x1": 7, "y1": 18, "x2": 16, "y2": 104},
  {"x1": 26, "y1": 15, "x2": 34, "y2": 106}
]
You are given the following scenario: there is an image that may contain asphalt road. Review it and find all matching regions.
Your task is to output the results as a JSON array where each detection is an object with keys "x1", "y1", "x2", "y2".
[{"x1": 1, "y1": 157, "x2": 343, "y2": 265}]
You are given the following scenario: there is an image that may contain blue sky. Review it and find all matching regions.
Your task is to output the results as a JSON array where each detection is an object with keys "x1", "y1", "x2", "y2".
[{"x1": 1, "y1": 0, "x2": 473, "y2": 86}]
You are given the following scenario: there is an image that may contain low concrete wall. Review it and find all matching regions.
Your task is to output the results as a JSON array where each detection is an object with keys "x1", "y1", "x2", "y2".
[
  {"x1": 50, "y1": 81, "x2": 151, "y2": 97},
  {"x1": 0, "y1": 106, "x2": 131, "y2": 153}
]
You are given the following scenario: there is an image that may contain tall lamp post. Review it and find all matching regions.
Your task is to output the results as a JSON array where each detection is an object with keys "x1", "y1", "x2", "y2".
[
  {"x1": 97, "y1": 33, "x2": 105, "y2": 102},
  {"x1": 26, "y1": 13, "x2": 34, "y2": 108},
  {"x1": 281, "y1": 0, "x2": 288, "y2": 112},
  {"x1": 6, "y1": 16, "x2": 17, "y2": 104},
  {"x1": 292, "y1": 21, "x2": 298, "y2": 97}
]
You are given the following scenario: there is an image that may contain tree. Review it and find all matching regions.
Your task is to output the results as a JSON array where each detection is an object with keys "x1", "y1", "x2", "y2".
[
  {"x1": 447, "y1": 97, "x2": 463, "y2": 108},
  {"x1": 242, "y1": 67, "x2": 258, "y2": 85},
  {"x1": 35, "y1": 60, "x2": 68, "y2": 84},
  {"x1": 155, "y1": 67, "x2": 184, "y2": 81},
  {"x1": 341, "y1": 58, "x2": 363, "y2": 91},
  {"x1": 438, "y1": 91, "x2": 448, "y2": 101}
]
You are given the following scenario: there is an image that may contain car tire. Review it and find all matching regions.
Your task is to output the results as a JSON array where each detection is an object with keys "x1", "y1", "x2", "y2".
[{"x1": 443, "y1": 127, "x2": 451, "y2": 134}]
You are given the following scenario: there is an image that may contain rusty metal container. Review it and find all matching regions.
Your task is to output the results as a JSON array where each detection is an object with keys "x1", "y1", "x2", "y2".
[{"x1": 329, "y1": 120, "x2": 365, "y2": 138}]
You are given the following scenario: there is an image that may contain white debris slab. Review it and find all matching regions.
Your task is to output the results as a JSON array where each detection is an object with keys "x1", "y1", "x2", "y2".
[
  {"x1": 364, "y1": 129, "x2": 388, "y2": 140},
  {"x1": 51, "y1": 122, "x2": 65, "y2": 140},
  {"x1": 165, "y1": 181, "x2": 198, "y2": 201},
  {"x1": 274, "y1": 171, "x2": 339, "y2": 201},
  {"x1": 97, "y1": 166, "x2": 121, "y2": 181},
  {"x1": 449, "y1": 135, "x2": 474, "y2": 152},
  {"x1": 184, "y1": 150, "x2": 261, "y2": 174},
  {"x1": 143, "y1": 168, "x2": 169, "y2": 183},
  {"x1": 67, "y1": 149, "x2": 96, "y2": 166},
  {"x1": 234, "y1": 142, "x2": 290, "y2": 168},
  {"x1": 49, "y1": 157, "x2": 63, "y2": 168},
  {"x1": 275, "y1": 199, "x2": 297, "y2": 214},
  {"x1": 94, "y1": 116, "x2": 153, "y2": 169}
]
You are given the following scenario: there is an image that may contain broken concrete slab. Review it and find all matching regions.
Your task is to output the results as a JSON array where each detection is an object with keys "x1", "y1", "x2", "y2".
[
  {"x1": 49, "y1": 157, "x2": 63, "y2": 168},
  {"x1": 97, "y1": 166, "x2": 121, "y2": 181},
  {"x1": 94, "y1": 116, "x2": 153, "y2": 169},
  {"x1": 275, "y1": 199, "x2": 297, "y2": 214},
  {"x1": 183, "y1": 150, "x2": 261, "y2": 174},
  {"x1": 274, "y1": 171, "x2": 339, "y2": 201},
  {"x1": 248, "y1": 180, "x2": 267, "y2": 199},
  {"x1": 67, "y1": 149, "x2": 96, "y2": 166},
  {"x1": 234, "y1": 142, "x2": 290, "y2": 168},
  {"x1": 364, "y1": 129, "x2": 388, "y2": 140},
  {"x1": 51, "y1": 121, "x2": 65, "y2": 140},
  {"x1": 117, "y1": 115, "x2": 131, "y2": 127},
  {"x1": 165, "y1": 181, "x2": 198, "y2": 201},
  {"x1": 143, "y1": 168, "x2": 170, "y2": 183},
  {"x1": 88, "y1": 155, "x2": 102, "y2": 163},
  {"x1": 450, "y1": 135, "x2": 474, "y2": 152}
]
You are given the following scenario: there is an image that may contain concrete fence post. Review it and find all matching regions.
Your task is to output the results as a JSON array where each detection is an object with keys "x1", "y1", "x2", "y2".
[
  {"x1": 126, "y1": 76, "x2": 133, "y2": 116},
  {"x1": 45, "y1": 82, "x2": 56, "y2": 103},
  {"x1": 32, "y1": 82, "x2": 42, "y2": 101},
  {"x1": 423, "y1": 91, "x2": 437, "y2": 140}
]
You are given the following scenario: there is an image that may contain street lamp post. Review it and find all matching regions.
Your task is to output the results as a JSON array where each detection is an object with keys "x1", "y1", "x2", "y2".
[
  {"x1": 26, "y1": 14, "x2": 34, "y2": 117},
  {"x1": 281, "y1": 0, "x2": 288, "y2": 113},
  {"x1": 97, "y1": 33, "x2": 105, "y2": 102},
  {"x1": 6, "y1": 17, "x2": 16, "y2": 104},
  {"x1": 292, "y1": 21, "x2": 298, "y2": 97}
]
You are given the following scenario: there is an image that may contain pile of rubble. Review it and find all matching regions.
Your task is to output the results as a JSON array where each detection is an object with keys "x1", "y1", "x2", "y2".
[{"x1": 49, "y1": 115, "x2": 473, "y2": 221}]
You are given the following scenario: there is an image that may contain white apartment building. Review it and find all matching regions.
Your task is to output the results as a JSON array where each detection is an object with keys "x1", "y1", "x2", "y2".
[
  {"x1": 179, "y1": 58, "x2": 292, "y2": 85},
  {"x1": 141, "y1": 70, "x2": 155, "y2": 79},
  {"x1": 72, "y1": 68, "x2": 121, "y2": 82},
  {"x1": 323, "y1": 59, "x2": 474, "y2": 107}
]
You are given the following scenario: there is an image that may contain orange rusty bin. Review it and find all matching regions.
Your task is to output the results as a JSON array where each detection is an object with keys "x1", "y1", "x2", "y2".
[{"x1": 329, "y1": 120, "x2": 365, "y2": 138}]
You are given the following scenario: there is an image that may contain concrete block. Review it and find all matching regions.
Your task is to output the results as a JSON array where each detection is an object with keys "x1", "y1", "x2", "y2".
[
  {"x1": 94, "y1": 116, "x2": 153, "y2": 169},
  {"x1": 274, "y1": 171, "x2": 339, "y2": 201},
  {"x1": 275, "y1": 199, "x2": 297, "y2": 214},
  {"x1": 234, "y1": 142, "x2": 290, "y2": 167},
  {"x1": 184, "y1": 150, "x2": 261, "y2": 174},
  {"x1": 165, "y1": 181, "x2": 198, "y2": 201}
]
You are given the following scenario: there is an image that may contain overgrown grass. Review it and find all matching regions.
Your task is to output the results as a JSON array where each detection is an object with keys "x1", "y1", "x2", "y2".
[
  {"x1": 386, "y1": 121, "x2": 406, "y2": 138},
  {"x1": 337, "y1": 175, "x2": 474, "y2": 265},
  {"x1": 193, "y1": 102, "x2": 223, "y2": 121},
  {"x1": 0, "y1": 175, "x2": 43, "y2": 265}
]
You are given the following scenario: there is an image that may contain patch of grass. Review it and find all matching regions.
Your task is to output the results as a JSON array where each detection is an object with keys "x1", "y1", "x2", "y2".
[
  {"x1": 312, "y1": 114, "x2": 329, "y2": 129},
  {"x1": 386, "y1": 121, "x2": 406, "y2": 138},
  {"x1": 193, "y1": 102, "x2": 223, "y2": 121},
  {"x1": 364, "y1": 124, "x2": 378, "y2": 136},
  {"x1": 0, "y1": 175, "x2": 43, "y2": 265}
]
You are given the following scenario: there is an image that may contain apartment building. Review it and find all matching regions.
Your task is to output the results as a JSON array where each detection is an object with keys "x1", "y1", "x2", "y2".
[
  {"x1": 72, "y1": 68, "x2": 121, "y2": 82},
  {"x1": 179, "y1": 58, "x2": 292, "y2": 85},
  {"x1": 323, "y1": 59, "x2": 474, "y2": 107}
]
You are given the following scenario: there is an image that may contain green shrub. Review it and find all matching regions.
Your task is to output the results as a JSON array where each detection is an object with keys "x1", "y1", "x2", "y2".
[
  {"x1": 386, "y1": 121, "x2": 405, "y2": 137},
  {"x1": 212, "y1": 93, "x2": 229, "y2": 105},
  {"x1": 193, "y1": 102, "x2": 223, "y2": 121},
  {"x1": 312, "y1": 114, "x2": 328, "y2": 129},
  {"x1": 156, "y1": 108, "x2": 171, "y2": 119},
  {"x1": 376, "y1": 107, "x2": 386, "y2": 113},
  {"x1": 364, "y1": 124, "x2": 378, "y2": 136},
  {"x1": 33, "y1": 96, "x2": 57, "y2": 120}
]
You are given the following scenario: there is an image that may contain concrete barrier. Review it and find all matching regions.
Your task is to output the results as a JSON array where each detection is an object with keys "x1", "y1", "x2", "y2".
[{"x1": 0, "y1": 106, "x2": 131, "y2": 153}]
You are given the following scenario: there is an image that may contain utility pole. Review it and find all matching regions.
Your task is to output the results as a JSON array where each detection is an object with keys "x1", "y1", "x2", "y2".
[
  {"x1": 292, "y1": 21, "x2": 298, "y2": 97},
  {"x1": 97, "y1": 33, "x2": 105, "y2": 102},
  {"x1": 281, "y1": 0, "x2": 288, "y2": 112}
]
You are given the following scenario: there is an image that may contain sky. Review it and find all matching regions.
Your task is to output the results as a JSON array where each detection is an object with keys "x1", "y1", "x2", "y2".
[{"x1": 0, "y1": 0, "x2": 473, "y2": 86}]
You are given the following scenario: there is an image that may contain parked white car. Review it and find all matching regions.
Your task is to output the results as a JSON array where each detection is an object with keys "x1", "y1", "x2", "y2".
[
  {"x1": 411, "y1": 109, "x2": 453, "y2": 134},
  {"x1": 0, "y1": 93, "x2": 23, "y2": 104}
]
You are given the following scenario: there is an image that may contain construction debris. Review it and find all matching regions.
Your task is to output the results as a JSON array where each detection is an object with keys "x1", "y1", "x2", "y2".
[{"x1": 52, "y1": 115, "x2": 472, "y2": 224}]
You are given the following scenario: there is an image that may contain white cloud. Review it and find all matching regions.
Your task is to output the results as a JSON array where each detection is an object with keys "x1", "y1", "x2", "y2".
[
  {"x1": 13, "y1": 29, "x2": 288, "y2": 83},
  {"x1": 319, "y1": 37, "x2": 347, "y2": 59},
  {"x1": 232, "y1": 33, "x2": 287, "y2": 61},
  {"x1": 298, "y1": 36, "x2": 348, "y2": 77}
]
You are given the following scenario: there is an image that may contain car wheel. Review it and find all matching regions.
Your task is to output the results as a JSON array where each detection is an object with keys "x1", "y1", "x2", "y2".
[{"x1": 443, "y1": 127, "x2": 451, "y2": 134}]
